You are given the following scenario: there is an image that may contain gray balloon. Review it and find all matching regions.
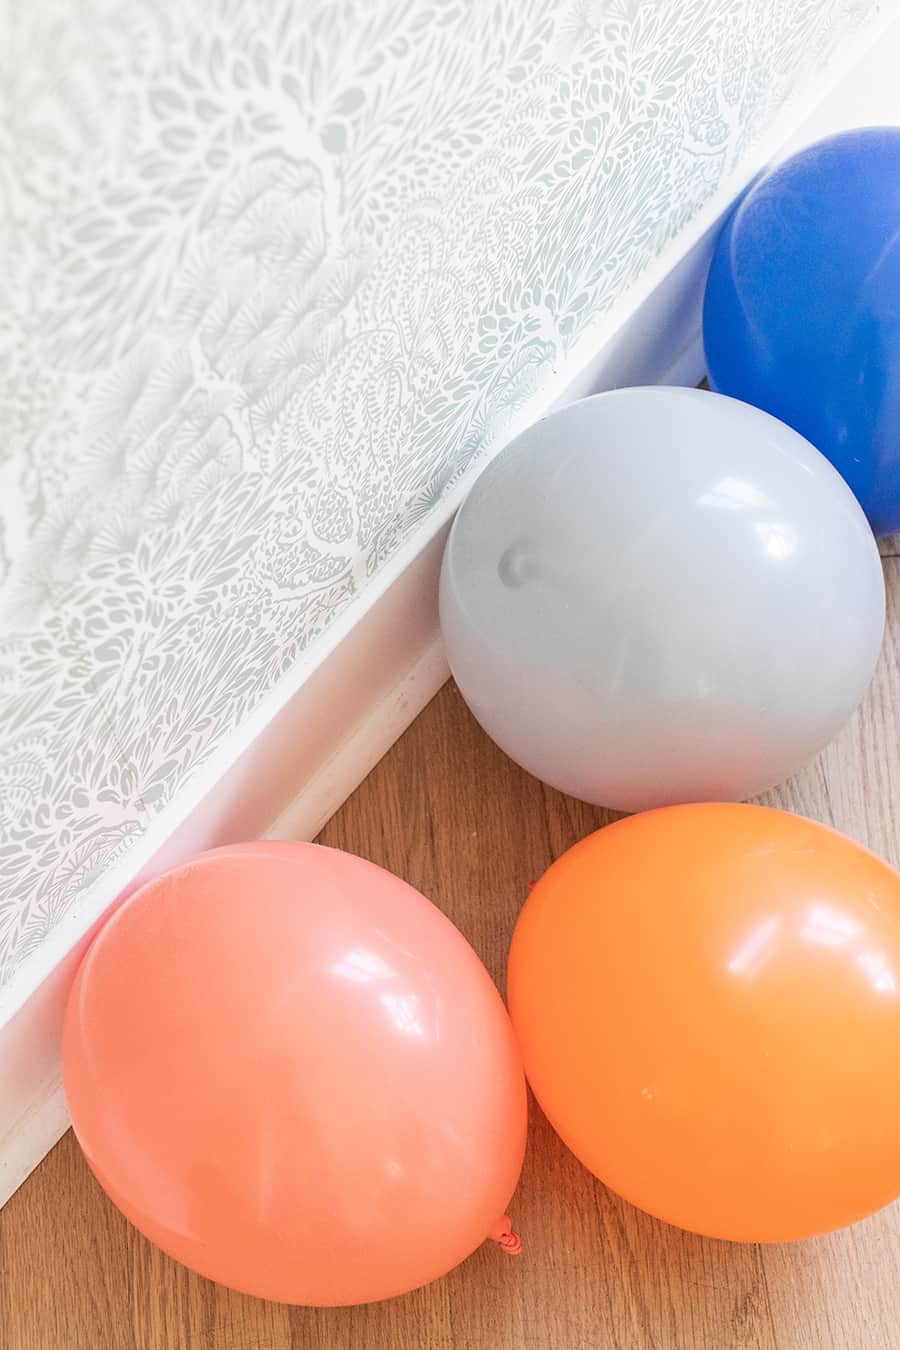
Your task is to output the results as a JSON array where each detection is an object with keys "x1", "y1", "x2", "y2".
[{"x1": 439, "y1": 387, "x2": 885, "y2": 812}]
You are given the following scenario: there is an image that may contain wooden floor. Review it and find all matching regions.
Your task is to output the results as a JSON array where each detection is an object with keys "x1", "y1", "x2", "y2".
[{"x1": 4, "y1": 555, "x2": 900, "y2": 1349}]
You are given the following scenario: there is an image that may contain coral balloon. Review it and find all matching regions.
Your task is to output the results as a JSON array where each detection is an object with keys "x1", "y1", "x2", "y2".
[
  {"x1": 704, "y1": 127, "x2": 900, "y2": 534},
  {"x1": 64, "y1": 842, "x2": 526, "y2": 1304},
  {"x1": 508, "y1": 805, "x2": 900, "y2": 1242}
]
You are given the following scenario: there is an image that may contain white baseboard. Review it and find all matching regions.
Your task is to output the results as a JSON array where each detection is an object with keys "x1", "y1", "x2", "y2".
[
  {"x1": 2, "y1": 13, "x2": 899, "y2": 1207},
  {"x1": 0, "y1": 1080, "x2": 69, "y2": 1205}
]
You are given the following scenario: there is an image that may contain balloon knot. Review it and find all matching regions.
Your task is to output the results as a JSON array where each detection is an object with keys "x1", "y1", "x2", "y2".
[{"x1": 489, "y1": 1214, "x2": 522, "y2": 1256}]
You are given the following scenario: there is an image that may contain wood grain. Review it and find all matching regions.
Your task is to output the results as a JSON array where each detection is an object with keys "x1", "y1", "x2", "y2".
[{"x1": 3, "y1": 566, "x2": 900, "y2": 1350}]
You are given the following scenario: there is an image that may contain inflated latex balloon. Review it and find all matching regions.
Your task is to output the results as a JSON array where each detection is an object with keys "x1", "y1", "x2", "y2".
[
  {"x1": 508, "y1": 803, "x2": 900, "y2": 1242},
  {"x1": 704, "y1": 127, "x2": 900, "y2": 535},
  {"x1": 63, "y1": 842, "x2": 527, "y2": 1305},
  {"x1": 440, "y1": 387, "x2": 884, "y2": 813}
]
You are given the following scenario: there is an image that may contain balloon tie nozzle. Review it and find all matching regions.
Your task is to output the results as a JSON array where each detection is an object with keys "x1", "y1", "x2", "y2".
[{"x1": 489, "y1": 1214, "x2": 522, "y2": 1255}]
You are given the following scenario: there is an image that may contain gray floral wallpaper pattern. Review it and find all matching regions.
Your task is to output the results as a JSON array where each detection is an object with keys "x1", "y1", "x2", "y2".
[{"x1": 0, "y1": 0, "x2": 880, "y2": 985}]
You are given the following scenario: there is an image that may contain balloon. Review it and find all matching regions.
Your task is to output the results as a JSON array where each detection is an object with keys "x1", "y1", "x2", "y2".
[
  {"x1": 507, "y1": 804, "x2": 900, "y2": 1242},
  {"x1": 440, "y1": 387, "x2": 884, "y2": 813},
  {"x1": 704, "y1": 127, "x2": 900, "y2": 535},
  {"x1": 63, "y1": 842, "x2": 526, "y2": 1304}
]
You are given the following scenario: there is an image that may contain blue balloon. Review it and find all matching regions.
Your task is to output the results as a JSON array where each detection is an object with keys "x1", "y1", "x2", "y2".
[{"x1": 703, "y1": 127, "x2": 900, "y2": 536}]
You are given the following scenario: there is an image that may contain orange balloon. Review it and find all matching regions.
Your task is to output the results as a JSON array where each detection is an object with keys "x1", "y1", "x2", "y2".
[
  {"x1": 508, "y1": 804, "x2": 900, "y2": 1241},
  {"x1": 64, "y1": 842, "x2": 526, "y2": 1304}
]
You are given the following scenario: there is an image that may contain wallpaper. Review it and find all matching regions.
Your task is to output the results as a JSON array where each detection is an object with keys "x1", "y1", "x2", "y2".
[{"x1": 0, "y1": 0, "x2": 881, "y2": 985}]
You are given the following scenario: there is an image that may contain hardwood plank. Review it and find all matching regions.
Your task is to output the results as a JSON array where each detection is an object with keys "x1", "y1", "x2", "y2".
[{"x1": 3, "y1": 568, "x2": 900, "y2": 1350}]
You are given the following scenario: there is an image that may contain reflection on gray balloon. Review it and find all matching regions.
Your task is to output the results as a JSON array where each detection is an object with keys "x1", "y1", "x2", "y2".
[{"x1": 439, "y1": 387, "x2": 885, "y2": 813}]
